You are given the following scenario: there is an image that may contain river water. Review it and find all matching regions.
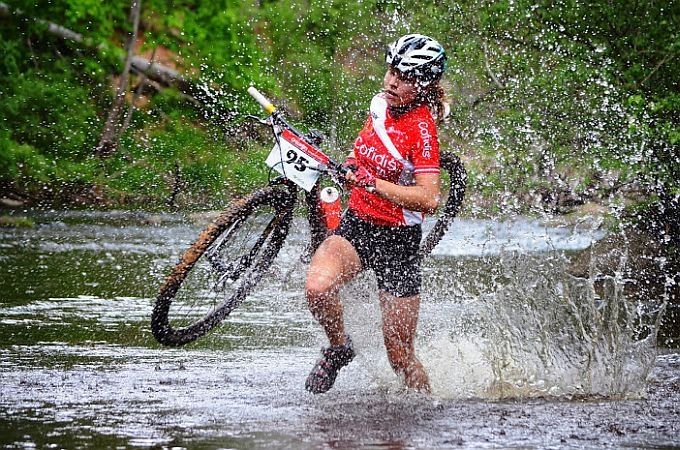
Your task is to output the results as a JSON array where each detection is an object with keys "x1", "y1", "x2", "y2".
[{"x1": 1, "y1": 210, "x2": 678, "y2": 449}]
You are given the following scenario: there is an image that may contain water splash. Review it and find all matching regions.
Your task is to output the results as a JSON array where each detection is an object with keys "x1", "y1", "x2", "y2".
[
  {"x1": 421, "y1": 252, "x2": 659, "y2": 399},
  {"x1": 292, "y1": 216, "x2": 660, "y2": 399}
]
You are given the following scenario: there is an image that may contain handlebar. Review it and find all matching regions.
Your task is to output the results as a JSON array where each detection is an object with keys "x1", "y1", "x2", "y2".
[
  {"x1": 247, "y1": 87, "x2": 277, "y2": 114},
  {"x1": 248, "y1": 85, "x2": 334, "y2": 165},
  {"x1": 247, "y1": 86, "x2": 374, "y2": 192}
]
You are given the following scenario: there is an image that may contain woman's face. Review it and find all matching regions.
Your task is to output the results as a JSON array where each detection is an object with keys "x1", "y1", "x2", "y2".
[{"x1": 383, "y1": 68, "x2": 421, "y2": 107}]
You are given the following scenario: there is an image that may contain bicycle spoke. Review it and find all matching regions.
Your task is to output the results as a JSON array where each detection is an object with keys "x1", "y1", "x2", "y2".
[{"x1": 162, "y1": 203, "x2": 287, "y2": 333}]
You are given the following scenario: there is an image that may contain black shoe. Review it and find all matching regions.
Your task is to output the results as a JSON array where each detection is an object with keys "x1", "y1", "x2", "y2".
[{"x1": 305, "y1": 336, "x2": 355, "y2": 394}]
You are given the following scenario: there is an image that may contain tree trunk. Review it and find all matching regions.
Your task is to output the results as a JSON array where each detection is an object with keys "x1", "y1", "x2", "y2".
[
  {"x1": 1, "y1": 2, "x2": 238, "y2": 128},
  {"x1": 94, "y1": 0, "x2": 142, "y2": 157},
  {"x1": 117, "y1": 47, "x2": 156, "y2": 151}
]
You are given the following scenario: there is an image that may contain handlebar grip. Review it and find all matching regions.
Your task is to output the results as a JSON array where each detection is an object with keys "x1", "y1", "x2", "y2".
[{"x1": 247, "y1": 86, "x2": 277, "y2": 114}]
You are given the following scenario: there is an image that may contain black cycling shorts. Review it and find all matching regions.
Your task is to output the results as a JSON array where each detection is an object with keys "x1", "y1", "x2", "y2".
[{"x1": 335, "y1": 209, "x2": 422, "y2": 297}]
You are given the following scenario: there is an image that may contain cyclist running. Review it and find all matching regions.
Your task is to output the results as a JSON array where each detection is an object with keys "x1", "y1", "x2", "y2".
[{"x1": 305, "y1": 34, "x2": 448, "y2": 394}]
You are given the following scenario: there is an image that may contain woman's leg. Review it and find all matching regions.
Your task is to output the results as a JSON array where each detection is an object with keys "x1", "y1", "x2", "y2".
[
  {"x1": 379, "y1": 292, "x2": 431, "y2": 393},
  {"x1": 305, "y1": 235, "x2": 362, "y2": 346}
]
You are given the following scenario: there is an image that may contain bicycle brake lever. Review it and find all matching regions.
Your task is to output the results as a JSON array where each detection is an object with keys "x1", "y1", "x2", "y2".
[{"x1": 245, "y1": 114, "x2": 271, "y2": 126}]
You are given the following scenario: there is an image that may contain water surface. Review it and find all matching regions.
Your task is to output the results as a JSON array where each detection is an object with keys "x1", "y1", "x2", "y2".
[{"x1": 1, "y1": 210, "x2": 678, "y2": 449}]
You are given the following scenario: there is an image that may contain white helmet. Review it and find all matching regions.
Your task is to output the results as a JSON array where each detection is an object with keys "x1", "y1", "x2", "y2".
[{"x1": 385, "y1": 34, "x2": 447, "y2": 83}]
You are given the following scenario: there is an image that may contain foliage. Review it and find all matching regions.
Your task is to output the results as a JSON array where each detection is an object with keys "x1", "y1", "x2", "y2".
[
  {"x1": 0, "y1": 215, "x2": 36, "y2": 228},
  {"x1": 0, "y1": 0, "x2": 274, "y2": 207},
  {"x1": 0, "y1": 0, "x2": 677, "y2": 219},
  {"x1": 1, "y1": 67, "x2": 103, "y2": 160},
  {"x1": 257, "y1": 0, "x2": 383, "y2": 151}
]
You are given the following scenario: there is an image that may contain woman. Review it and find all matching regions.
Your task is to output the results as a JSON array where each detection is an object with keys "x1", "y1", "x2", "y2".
[{"x1": 305, "y1": 34, "x2": 447, "y2": 394}]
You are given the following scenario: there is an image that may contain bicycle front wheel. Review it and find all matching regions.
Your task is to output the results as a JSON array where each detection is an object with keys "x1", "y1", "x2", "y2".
[{"x1": 151, "y1": 186, "x2": 295, "y2": 347}]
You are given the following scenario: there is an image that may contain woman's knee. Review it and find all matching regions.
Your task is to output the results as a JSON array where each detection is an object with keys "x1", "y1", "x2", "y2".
[
  {"x1": 305, "y1": 236, "x2": 360, "y2": 302},
  {"x1": 305, "y1": 267, "x2": 337, "y2": 303}
]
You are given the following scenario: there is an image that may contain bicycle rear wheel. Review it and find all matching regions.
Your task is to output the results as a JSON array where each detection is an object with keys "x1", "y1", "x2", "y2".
[
  {"x1": 151, "y1": 186, "x2": 295, "y2": 346},
  {"x1": 419, "y1": 151, "x2": 467, "y2": 258}
]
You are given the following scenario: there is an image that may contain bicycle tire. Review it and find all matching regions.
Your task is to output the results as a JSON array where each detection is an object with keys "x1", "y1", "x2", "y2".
[
  {"x1": 151, "y1": 185, "x2": 295, "y2": 347},
  {"x1": 419, "y1": 151, "x2": 467, "y2": 258}
]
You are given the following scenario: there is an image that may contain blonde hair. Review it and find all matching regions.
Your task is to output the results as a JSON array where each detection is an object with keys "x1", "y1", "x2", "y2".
[
  {"x1": 390, "y1": 80, "x2": 449, "y2": 123},
  {"x1": 418, "y1": 81, "x2": 449, "y2": 123}
]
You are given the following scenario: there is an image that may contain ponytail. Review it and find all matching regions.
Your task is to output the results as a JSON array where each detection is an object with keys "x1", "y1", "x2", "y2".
[{"x1": 419, "y1": 82, "x2": 449, "y2": 123}]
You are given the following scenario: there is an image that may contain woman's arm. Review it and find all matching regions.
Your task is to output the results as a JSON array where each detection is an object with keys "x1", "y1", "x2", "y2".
[
  {"x1": 346, "y1": 172, "x2": 441, "y2": 213},
  {"x1": 375, "y1": 173, "x2": 441, "y2": 213}
]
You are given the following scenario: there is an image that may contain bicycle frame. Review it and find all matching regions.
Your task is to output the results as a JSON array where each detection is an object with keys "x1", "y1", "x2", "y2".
[
  {"x1": 247, "y1": 87, "x2": 349, "y2": 255},
  {"x1": 246, "y1": 85, "x2": 467, "y2": 259}
]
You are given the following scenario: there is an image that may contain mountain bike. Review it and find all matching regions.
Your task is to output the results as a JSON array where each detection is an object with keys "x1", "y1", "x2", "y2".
[{"x1": 151, "y1": 87, "x2": 467, "y2": 347}]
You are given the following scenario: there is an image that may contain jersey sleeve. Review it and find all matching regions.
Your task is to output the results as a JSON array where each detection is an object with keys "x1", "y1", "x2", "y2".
[{"x1": 411, "y1": 114, "x2": 440, "y2": 175}]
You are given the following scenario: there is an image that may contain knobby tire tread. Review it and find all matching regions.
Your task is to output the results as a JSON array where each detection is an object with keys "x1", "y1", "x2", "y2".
[
  {"x1": 419, "y1": 151, "x2": 467, "y2": 258},
  {"x1": 151, "y1": 186, "x2": 294, "y2": 347}
]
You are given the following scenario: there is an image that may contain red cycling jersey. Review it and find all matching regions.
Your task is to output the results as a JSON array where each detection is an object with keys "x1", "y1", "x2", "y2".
[{"x1": 348, "y1": 93, "x2": 440, "y2": 226}]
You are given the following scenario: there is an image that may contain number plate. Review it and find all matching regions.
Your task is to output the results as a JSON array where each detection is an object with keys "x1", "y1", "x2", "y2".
[{"x1": 265, "y1": 129, "x2": 330, "y2": 192}]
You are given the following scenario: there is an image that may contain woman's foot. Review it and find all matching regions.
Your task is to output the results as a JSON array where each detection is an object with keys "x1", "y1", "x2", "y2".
[
  {"x1": 305, "y1": 336, "x2": 355, "y2": 394},
  {"x1": 403, "y1": 360, "x2": 431, "y2": 393}
]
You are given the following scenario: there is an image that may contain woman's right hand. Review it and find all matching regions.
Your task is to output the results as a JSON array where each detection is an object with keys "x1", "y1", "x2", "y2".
[
  {"x1": 341, "y1": 157, "x2": 357, "y2": 174},
  {"x1": 352, "y1": 166, "x2": 376, "y2": 189},
  {"x1": 344, "y1": 165, "x2": 376, "y2": 190},
  {"x1": 340, "y1": 156, "x2": 376, "y2": 190},
  {"x1": 340, "y1": 157, "x2": 358, "y2": 188}
]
